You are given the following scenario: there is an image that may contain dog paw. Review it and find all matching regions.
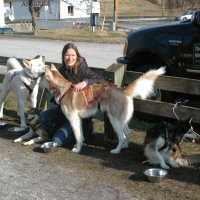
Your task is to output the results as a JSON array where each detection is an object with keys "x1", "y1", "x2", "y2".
[
  {"x1": 110, "y1": 149, "x2": 120, "y2": 154},
  {"x1": 14, "y1": 138, "x2": 22, "y2": 143},
  {"x1": 20, "y1": 124, "x2": 27, "y2": 129},
  {"x1": 23, "y1": 141, "x2": 32, "y2": 146},
  {"x1": 72, "y1": 147, "x2": 81, "y2": 153},
  {"x1": 161, "y1": 164, "x2": 170, "y2": 170},
  {"x1": 171, "y1": 162, "x2": 180, "y2": 168},
  {"x1": 71, "y1": 143, "x2": 82, "y2": 153}
]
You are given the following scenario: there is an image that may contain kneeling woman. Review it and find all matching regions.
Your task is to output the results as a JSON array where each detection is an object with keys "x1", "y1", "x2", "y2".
[{"x1": 40, "y1": 43, "x2": 105, "y2": 146}]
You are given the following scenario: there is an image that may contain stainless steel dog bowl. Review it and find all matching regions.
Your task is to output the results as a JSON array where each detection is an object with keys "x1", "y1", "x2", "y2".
[
  {"x1": 41, "y1": 142, "x2": 58, "y2": 153},
  {"x1": 0, "y1": 119, "x2": 8, "y2": 127},
  {"x1": 8, "y1": 127, "x2": 27, "y2": 132},
  {"x1": 143, "y1": 168, "x2": 168, "y2": 183}
]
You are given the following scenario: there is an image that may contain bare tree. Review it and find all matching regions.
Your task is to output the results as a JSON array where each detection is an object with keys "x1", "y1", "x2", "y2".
[
  {"x1": 23, "y1": 0, "x2": 50, "y2": 35},
  {"x1": 26, "y1": 0, "x2": 91, "y2": 35},
  {"x1": 161, "y1": 0, "x2": 166, "y2": 16}
]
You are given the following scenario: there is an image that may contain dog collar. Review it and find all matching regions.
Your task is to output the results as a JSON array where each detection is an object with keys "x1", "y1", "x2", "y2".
[
  {"x1": 31, "y1": 122, "x2": 42, "y2": 132},
  {"x1": 23, "y1": 69, "x2": 40, "y2": 80}
]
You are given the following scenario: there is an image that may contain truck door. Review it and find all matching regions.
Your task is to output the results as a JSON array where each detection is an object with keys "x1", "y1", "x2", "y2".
[{"x1": 182, "y1": 24, "x2": 200, "y2": 74}]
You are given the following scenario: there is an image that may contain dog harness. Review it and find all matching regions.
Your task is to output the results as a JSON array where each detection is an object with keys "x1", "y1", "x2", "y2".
[
  {"x1": 53, "y1": 81, "x2": 118, "y2": 107},
  {"x1": 22, "y1": 72, "x2": 43, "y2": 95},
  {"x1": 80, "y1": 82, "x2": 117, "y2": 106},
  {"x1": 158, "y1": 127, "x2": 173, "y2": 151},
  {"x1": 30, "y1": 122, "x2": 42, "y2": 132},
  {"x1": 9, "y1": 70, "x2": 41, "y2": 95}
]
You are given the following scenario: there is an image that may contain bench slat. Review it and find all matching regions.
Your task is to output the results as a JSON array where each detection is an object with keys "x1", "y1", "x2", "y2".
[{"x1": 125, "y1": 71, "x2": 200, "y2": 95}]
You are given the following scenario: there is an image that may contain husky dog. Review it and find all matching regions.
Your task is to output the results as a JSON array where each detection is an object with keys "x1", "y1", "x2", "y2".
[
  {"x1": 14, "y1": 108, "x2": 55, "y2": 145},
  {"x1": 0, "y1": 56, "x2": 46, "y2": 128},
  {"x1": 44, "y1": 64, "x2": 165, "y2": 154},
  {"x1": 144, "y1": 117, "x2": 200, "y2": 169}
]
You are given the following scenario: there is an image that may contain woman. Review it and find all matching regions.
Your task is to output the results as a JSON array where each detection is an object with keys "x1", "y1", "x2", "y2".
[{"x1": 40, "y1": 43, "x2": 105, "y2": 146}]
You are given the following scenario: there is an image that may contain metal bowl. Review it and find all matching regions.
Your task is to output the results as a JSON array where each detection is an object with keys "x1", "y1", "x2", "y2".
[
  {"x1": 41, "y1": 142, "x2": 58, "y2": 153},
  {"x1": 0, "y1": 119, "x2": 8, "y2": 127},
  {"x1": 143, "y1": 168, "x2": 168, "y2": 183}
]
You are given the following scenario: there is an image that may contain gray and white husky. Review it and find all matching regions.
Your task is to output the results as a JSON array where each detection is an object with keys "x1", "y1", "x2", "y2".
[
  {"x1": 144, "y1": 117, "x2": 200, "y2": 169},
  {"x1": 14, "y1": 108, "x2": 55, "y2": 145},
  {"x1": 0, "y1": 56, "x2": 46, "y2": 128}
]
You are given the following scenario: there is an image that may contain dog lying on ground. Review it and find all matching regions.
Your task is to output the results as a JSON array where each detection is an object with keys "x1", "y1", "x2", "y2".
[
  {"x1": 0, "y1": 56, "x2": 46, "y2": 128},
  {"x1": 143, "y1": 117, "x2": 200, "y2": 169},
  {"x1": 44, "y1": 64, "x2": 165, "y2": 154},
  {"x1": 14, "y1": 108, "x2": 55, "y2": 145}
]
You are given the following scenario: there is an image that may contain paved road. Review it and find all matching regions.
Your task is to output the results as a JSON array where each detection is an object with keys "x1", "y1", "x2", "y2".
[{"x1": 0, "y1": 37, "x2": 123, "y2": 69}]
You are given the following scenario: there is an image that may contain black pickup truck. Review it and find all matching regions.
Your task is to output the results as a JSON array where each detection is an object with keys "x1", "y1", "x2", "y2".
[{"x1": 117, "y1": 10, "x2": 200, "y2": 105}]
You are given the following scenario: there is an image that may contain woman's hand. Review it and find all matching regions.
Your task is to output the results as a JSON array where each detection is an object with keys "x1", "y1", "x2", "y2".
[{"x1": 74, "y1": 81, "x2": 87, "y2": 91}]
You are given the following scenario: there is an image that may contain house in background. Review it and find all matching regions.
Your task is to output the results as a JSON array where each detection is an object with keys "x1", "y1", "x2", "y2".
[{"x1": 11, "y1": 0, "x2": 100, "y2": 20}]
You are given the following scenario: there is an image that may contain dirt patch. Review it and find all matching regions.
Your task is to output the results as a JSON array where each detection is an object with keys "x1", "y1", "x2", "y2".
[
  {"x1": 0, "y1": 110, "x2": 200, "y2": 200},
  {"x1": 0, "y1": 75, "x2": 200, "y2": 199}
]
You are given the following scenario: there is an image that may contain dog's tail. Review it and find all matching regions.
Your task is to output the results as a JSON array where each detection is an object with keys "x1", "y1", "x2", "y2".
[
  {"x1": 7, "y1": 57, "x2": 23, "y2": 71},
  {"x1": 176, "y1": 153, "x2": 200, "y2": 167},
  {"x1": 123, "y1": 67, "x2": 165, "y2": 99}
]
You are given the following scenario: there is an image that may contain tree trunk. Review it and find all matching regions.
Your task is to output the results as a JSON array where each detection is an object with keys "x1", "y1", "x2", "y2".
[{"x1": 29, "y1": 0, "x2": 39, "y2": 36}]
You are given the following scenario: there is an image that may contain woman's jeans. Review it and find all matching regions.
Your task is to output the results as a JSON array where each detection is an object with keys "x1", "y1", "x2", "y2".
[{"x1": 39, "y1": 106, "x2": 93, "y2": 146}]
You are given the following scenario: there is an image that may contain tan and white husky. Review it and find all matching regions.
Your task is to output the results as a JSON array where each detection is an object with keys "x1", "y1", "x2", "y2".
[{"x1": 45, "y1": 64, "x2": 165, "y2": 154}]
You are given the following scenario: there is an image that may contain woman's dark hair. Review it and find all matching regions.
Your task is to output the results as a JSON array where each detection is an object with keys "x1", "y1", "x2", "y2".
[{"x1": 61, "y1": 43, "x2": 82, "y2": 74}]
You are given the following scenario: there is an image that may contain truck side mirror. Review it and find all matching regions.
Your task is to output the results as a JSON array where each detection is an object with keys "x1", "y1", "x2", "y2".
[{"x1": 191, "y1": 11, "x2": 200, "y2": 28}]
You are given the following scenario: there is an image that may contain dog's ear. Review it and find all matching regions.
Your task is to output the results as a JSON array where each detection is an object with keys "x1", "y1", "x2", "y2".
[
  {"x1": 32, "y1": 55, "x2": 40, "y2": 59},
  {"x1": 23, "y1": 59, "x2": 31, "y2": 69},
  {"x1": 32, "y1": 55, "x2": 45, "y2": 63},
  {"x1": 50, "y1": 64, "x2": 58, "y2": 71}
]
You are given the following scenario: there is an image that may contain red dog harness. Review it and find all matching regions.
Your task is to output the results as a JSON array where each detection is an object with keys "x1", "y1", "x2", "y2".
[{"x1": 75, "y1": 82, "x2": 117, "y2": 106}]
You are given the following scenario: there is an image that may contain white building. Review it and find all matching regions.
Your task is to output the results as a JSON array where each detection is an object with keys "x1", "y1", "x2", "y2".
[
  {"x1": 11, "y1": 0, "x2": 100, "y2": 20},
  {"x1": 0, "y1": 0, "x2": 5, "y2": 26}
]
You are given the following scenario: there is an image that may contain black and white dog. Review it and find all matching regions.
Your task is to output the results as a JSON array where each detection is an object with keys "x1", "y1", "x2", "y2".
[
  {"x1": 14, "y1": 108, "x2": 55, "y2": 145},
  {"x1": 143, "y1": 117, "x2": 200, "y2": 169}
]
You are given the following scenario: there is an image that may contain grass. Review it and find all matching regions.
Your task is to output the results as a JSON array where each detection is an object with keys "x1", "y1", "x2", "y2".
[
  {"x1": 100, "y1": 0, "x2": 184, "y2": 17},
  {"x1": 36, "y1": 27, "x2": 128, "y2": 44},
  {"x1": 6, "y1": 24, "x2": 128, "y2": 44}
]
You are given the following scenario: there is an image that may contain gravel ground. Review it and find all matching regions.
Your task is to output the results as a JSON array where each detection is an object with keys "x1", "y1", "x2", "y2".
[{"x1": 0, "y1": 119, "x2": 138, "y2": 200}]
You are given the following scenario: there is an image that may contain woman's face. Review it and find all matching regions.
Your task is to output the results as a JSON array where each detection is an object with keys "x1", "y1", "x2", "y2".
[{"x1": 64, "y1": 48, "x2": 77, "y2": 67}]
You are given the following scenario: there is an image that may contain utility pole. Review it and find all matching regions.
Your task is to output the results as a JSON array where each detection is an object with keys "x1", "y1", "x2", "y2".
[
  {"x1": 0, "y1": 0, "x2": 5, "y2": 27},
  {"x1": 113, "y1": 0, "x2": 118, "y2": 31}
]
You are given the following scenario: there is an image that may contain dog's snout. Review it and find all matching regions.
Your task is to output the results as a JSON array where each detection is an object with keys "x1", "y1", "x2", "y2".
[
  {"x1": 45, "y1": 65, "x2": 50, "y2": 71},
  {"x1": 172, "y1": 147, "x2": 176, "y2": 152}
]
